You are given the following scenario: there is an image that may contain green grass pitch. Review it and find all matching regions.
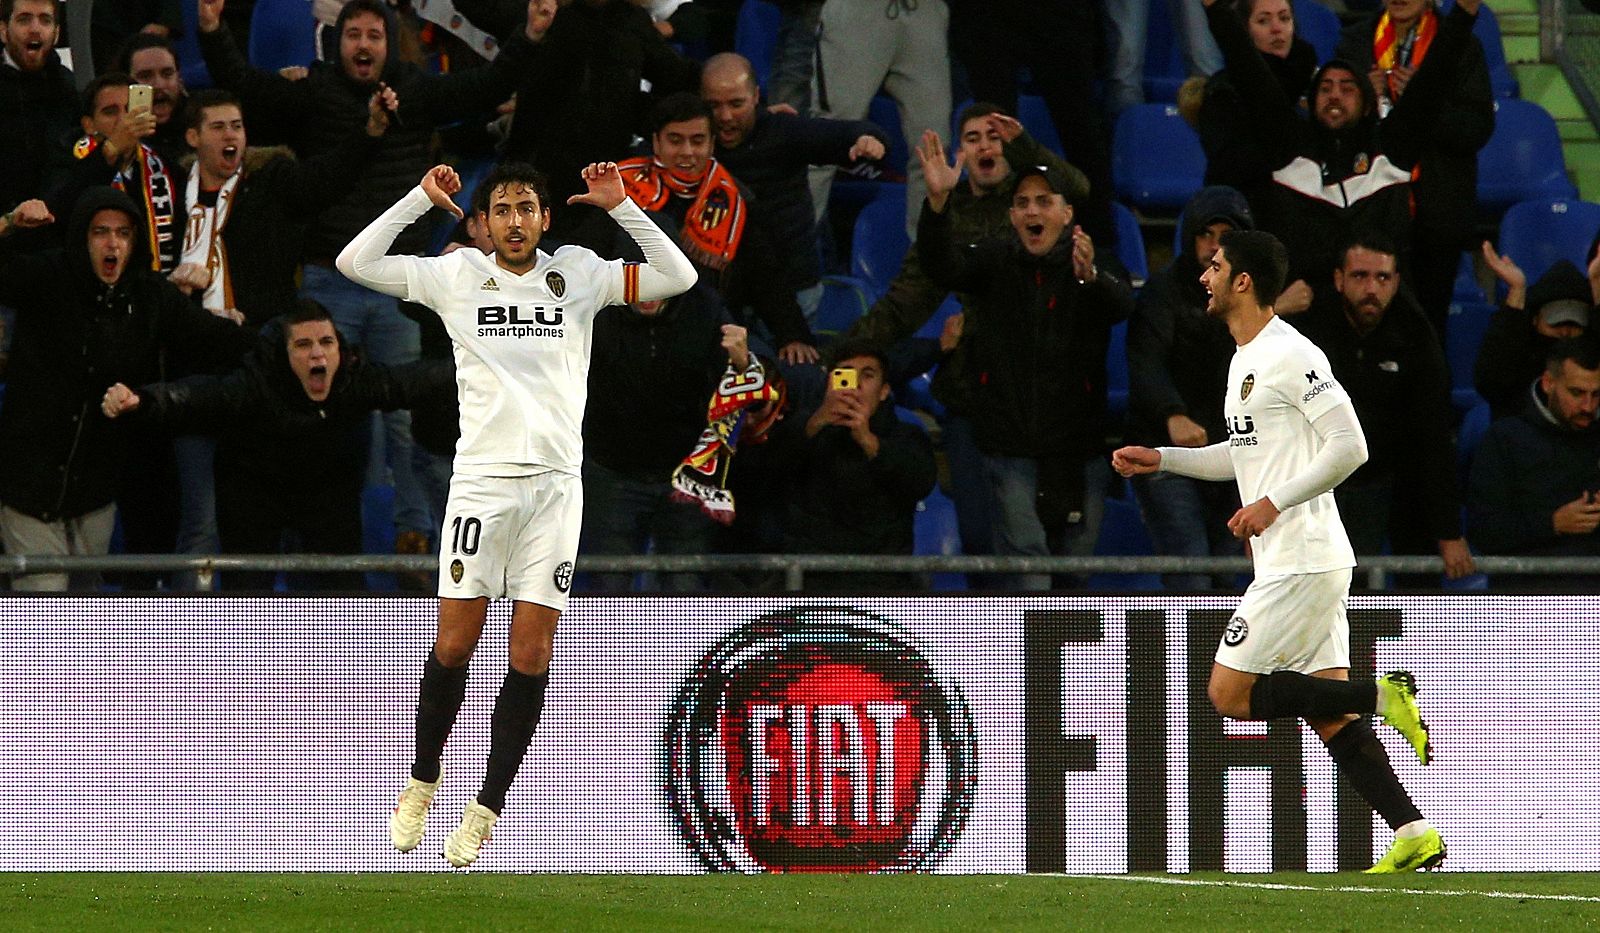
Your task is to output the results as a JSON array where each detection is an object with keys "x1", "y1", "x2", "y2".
[{"x1": 8, "y1": 872, "x2": 1600, "y2": 931}]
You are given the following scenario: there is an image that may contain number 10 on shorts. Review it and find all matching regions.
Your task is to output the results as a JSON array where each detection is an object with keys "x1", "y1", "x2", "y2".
[{"x1": 450, "y1": 516, "x2": 482, "y2": 555}]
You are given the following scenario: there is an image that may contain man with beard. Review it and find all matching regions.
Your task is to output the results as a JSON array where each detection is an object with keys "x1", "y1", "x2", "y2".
[
  {"x1": 337, "y1": 161, "x2": 695, "y2": 866},
  {"x1": 0, "y1": 0, "x2": 78, "y2": 251},
  {"x1": 1112, "y1": 229, "x2": 1445, "y2": 874},
  {"x1": 1469, "y1": 340, "x2": 1600, "y2": 591},
  {"x1": 916, "y1": 139, "x2": 1132, "y2": 592},
  {"x1": 1336, "y1": 0, "x2": 1493, "y2": 340},
  {"x1": 1200, "y1": 0, "x2": 1483, "y2": 299},
  {"x1": 100, "y1": 300, "x2": 453, "y2": 592},
  {"x1": 197, "y1": 0, "x2": 544, "y2": 567},
  {"x1": 1290, "y1": 235, "x2": 1475, "y2": 581},
  {"x1": 0, "y1": 187, "x2": 252, "y2": 591}
]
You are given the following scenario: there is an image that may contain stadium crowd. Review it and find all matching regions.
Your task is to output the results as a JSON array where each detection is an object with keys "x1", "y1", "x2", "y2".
[{"x1": 2, "y1": 0, "x2": 1597, "y2": 593}]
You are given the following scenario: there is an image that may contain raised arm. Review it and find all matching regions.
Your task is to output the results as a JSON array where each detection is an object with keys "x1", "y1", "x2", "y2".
[
  {"x1": 335, "y1": 166, "x2": 458, "y2": 299},
  {"x1": 570, "y1": 162, "x2": 697, "y2": 301}
]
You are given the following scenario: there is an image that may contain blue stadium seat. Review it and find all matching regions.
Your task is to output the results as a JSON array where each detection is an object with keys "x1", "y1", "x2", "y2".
[
  {"x1": 896, "y1": 369, "x2": 945, "y2": 418},
  {"x1": 1453, "y1": 251, "x2": 1486, "y2": 303},
  {"x1": 913, "y1": 486, "x2": 966, "y2": 591},
  {"x1": 177, "y1": 0, "x2": 214, "y2": 89},
  {"x1": 850, "y1": 186, "x2": 909, "y2": 297},
  {"x1": 1477, "y1": 99, "x2": 1579, "y2": 216},
  {"x1": 1111, "y1": 201, "x2": 1149, "y2": 287},
  {"x1": 1090, "y1": 497, "x2": 1162, "y2": 590},
  {"x1": 1446, "y1": 301, "x2": 1495, "y2": 411},
  {"x1": 911, "y1": 295, "x2": 962, "y2": 346},
  {"x1": 1142, "y1": 0, "x2": 1185, "y2": 103},
  {"x1": 1016, "y1": 95, "x2": 1065, "y2": 157},
  {"x1": 734, "y1": 0, "x2": 781, "y2": 94},
  {"x1": 1442, "y1": 0, "x2": 1519, "y2": 97},
  {"x1": 1291, "y1": 0, "x2": 1341, "y2": 62},
  {"x1": 1112, "y1": 104, "x2": 1206, "y2": 211},
  {"x1": 814, "y1": 275, "x2": 873, "y2": 336},
  {"x1": 428, "y1": 156, "x2": 495, "y2": 254},
  {"x1": 249, "y1": 0, "x2": 318, "y2": 72},
  {"x1": 1107, "y1": 319, "x2": 1131, "y2": 423},
  {"x1": 867, "y1": 94, "x2": 911, "y2": 178},
  {"x1": 1496, "y1": 198, "x2": 1600, "y2": 286}
]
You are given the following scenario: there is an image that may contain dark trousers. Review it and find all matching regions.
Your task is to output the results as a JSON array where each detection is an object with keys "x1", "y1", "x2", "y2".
[{"x1": 215, "y1": 481, "x2": 364, "y2": 592}]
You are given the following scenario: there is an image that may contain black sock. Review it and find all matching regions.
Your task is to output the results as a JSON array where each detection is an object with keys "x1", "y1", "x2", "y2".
[
  {"x1": 1325, "y1": 717, "x2": 1424, "y2": 830},
  {"x1": 411, "y1": 647, "x2": 469, "y2": 784},
  {"x1": 1248, "y1": 671, "x2": 1377, "y2": 721},
  {"x1": 476, "y1": 668, "x2": 549, "y2": 815}
]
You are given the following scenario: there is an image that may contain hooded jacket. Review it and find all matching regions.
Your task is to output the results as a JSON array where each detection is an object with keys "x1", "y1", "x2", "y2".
[
  {"x1": 132, "y1": 319, "x2": 455, "y2": 506},
  {"x1": 199, "y1": 5, "x2": 530, "y2": 259},
  {"x1": 1206, "y1": 1, "x2": 1481, "y2": 287},
  {"x1": 0, "y1": 187, "x2": 254, "y2": 521},
  {"x1": 1127, "y1": 186, "x2": 1254, "y2": 448},
  {"x1": 1474, "y1": 259, "x2": 1599, "y2": 421},
  {"x1": 1469, "y1": 382, "x2": 1600, "y2": 568},
  {"x1": 917, "y1": 201, "x2": 1134, "y2": 460},
  {"x1": 1199, "y1": 33, "x2": 1318, "y2": 197}
]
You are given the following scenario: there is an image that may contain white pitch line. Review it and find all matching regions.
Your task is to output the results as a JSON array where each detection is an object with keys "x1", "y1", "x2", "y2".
[{"x1": 1081, "y1": 874, "x2": 1600, "y2": 904}]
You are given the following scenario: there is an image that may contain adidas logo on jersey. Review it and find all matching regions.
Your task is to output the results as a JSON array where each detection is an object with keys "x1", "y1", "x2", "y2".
[{"x1": 481, "y1": 277, "x2": 499, "y2": 291}]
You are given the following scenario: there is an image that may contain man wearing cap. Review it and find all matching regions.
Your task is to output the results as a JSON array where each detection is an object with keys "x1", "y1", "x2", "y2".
[
  {"x1": 1127, "y1": 186, "x2": 1255, "y2": 590},
  {"x1": 1468, "y1": 339, "x2": 1600, "y2": 591},
  {"x1": 1476, "y1": 248, "x2": 1596, "y2": 422},
  {"x1": 915, "y1": 131, "x2": 1133, "y2": 591},
  {"x1": 1291, "y1": 234, "x2": 1476, "y2": 580}
]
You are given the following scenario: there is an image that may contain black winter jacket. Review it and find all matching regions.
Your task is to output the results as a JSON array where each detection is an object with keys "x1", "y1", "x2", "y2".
[
  {"x1": 199, "y1": 12, "x2": 529, "y2": 259},
  {"x1": 0, "y1": 188, "x2": 254, "y2": 521},
  {"x1": 1473, "y1": 260, "x2": 1598, "y2": 421},
  {"x1": 1127, "y1": 186, "x2": 1254, "y2": 448},
  {"x1": 583, "y1": 282, "x2": 734, "y2": 481},
  {"x1": 715, "y1": 109, "x2": 888, "y2": 291},
  {"x1": 1469, "y1": 387, "x2": 1600, "y2": 568},
  {"x1": 0, "y1": 49, "x2": 77, "y2": 250},
  {"x1": 1334, "y1": 10, "x2": 1494, "y2": 243},
  {"x1": 917, "y1": 203, "x2": 1133, "y2": 460},
  {"x1": 132, "y1": 321, "x2": 455, "y2": 506},
  {"x1": 1290, "y1": 287, "x2": 1462, "y2": 539}
]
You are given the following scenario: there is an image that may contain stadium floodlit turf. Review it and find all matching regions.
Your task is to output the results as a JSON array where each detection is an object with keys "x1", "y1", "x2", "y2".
[{"x1": 7, "y1": 873, "x2": 1600, "y2": 931}]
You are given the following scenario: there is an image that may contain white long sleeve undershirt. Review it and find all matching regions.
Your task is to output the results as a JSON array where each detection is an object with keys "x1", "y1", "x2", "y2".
[
  {"x1": 334, "y1": 188, "x2": 697, "y2": 301},
  {"x1": 1157, "y1": 401, "x2": 1369, "y2": 509}
]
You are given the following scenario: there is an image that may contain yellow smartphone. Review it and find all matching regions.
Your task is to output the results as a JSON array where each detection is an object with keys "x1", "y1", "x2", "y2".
[
  {"x1": 128, "y1": 83, "x2": 153, "y2": 114},
  {"x1": 830, "y1": 367, "x2": 858, "y2": 391}
]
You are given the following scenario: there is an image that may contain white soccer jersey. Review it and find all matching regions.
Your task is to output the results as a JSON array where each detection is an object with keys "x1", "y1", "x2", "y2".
[
  {"x1": 1225, "y1": 315, "x2": 1356, "y2": 576},
  {"x1": 337, "y1": 187, "x2": 694, "y2": 478},
  {"x1": 404, "y1": 244, "x2": 630, "y2": 476}
]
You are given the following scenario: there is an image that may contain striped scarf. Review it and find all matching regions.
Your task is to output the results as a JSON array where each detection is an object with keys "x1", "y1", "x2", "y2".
[
  {"x1": 618, "y1": 155, "x2": 748, "y2": 271},
  {"x1": 669, "y1": 358, "x2": 784, "y2": 525},
  {"x1": 1373, "y1": 7, "x2": 1438, "y2": 99}
]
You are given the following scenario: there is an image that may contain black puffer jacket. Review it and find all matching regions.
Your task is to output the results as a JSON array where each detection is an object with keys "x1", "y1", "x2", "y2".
[
  {"x1": 917, "y1": 203, "x2": 1133, "y2": 460},
  {"x1": 199, "y1": 6, "x2": 529, "y2": 259},
  {"x1": 0, "y1": 188, "x2": 254, "y2": 521},
  {"x1": 133, "y1": 320, "x2": 455, "y2": 505},
  {"x1": 1127, "y1": 186, "x2": 1254, "y2": 448}
]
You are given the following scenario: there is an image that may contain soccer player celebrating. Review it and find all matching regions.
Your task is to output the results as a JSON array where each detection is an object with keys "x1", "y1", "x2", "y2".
[
  {"x1": 1112, "y1": 230, "x2": 1444, "y2": 873},
  {"x1": 337, "y1": 161, "x2": 696, "y2": 866}
]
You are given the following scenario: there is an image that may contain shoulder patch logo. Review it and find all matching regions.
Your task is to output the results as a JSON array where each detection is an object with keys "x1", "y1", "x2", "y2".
[
  {"x1": 1224, "y1": 616, "x2": 1249, "y2": 647},
  {"x1": 545, "y1": 270, "x2": 566, "y2": 298},
  {"x1": 553, "y1": 560, "x2": 574, "y2": 593},
  {"x1": 1240, "y1": 372, "x2": 1255, "y2": 402},
  {"x1": 450, "y1": 559, "x2": 464, "y2": 584},
  {"x1": 481, "y1": 277, "x2": 499, "y2": 291}
]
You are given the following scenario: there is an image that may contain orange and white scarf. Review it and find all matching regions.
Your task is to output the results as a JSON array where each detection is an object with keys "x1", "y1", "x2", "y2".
[
  {"x1": 181, "y1": 167, "x2": 242, "y2": 315},
  {"x1": 617, "y1": 155, "x2": 748, "y2": 271}
]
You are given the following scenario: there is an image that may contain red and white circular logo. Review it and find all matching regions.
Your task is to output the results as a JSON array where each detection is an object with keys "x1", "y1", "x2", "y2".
[{"x1": 664, "y1": 607, "x2": 976, "y2": 872}]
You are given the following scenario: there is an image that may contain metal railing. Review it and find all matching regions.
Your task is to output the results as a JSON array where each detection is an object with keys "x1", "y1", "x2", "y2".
[{"x1": 5, "y1": 553, "x2": 1600, "y2": 592}]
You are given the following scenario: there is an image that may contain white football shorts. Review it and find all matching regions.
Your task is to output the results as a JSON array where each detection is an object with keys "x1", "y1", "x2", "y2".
[
  {"x1": 1214, "y1": 567, "x2": 1352, "y2": 674},
  {"x1": 436, "y1": 470, "x2": 582, "y2": 611}
]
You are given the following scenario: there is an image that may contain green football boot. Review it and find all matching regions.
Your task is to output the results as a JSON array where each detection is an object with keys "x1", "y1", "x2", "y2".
[
  {"x1": 1378, "y1": 671, "x2": 1432, "y2": 765},
  {"x1": 1364, "y1": 828, "x2": 1447, "y2": 873}
]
